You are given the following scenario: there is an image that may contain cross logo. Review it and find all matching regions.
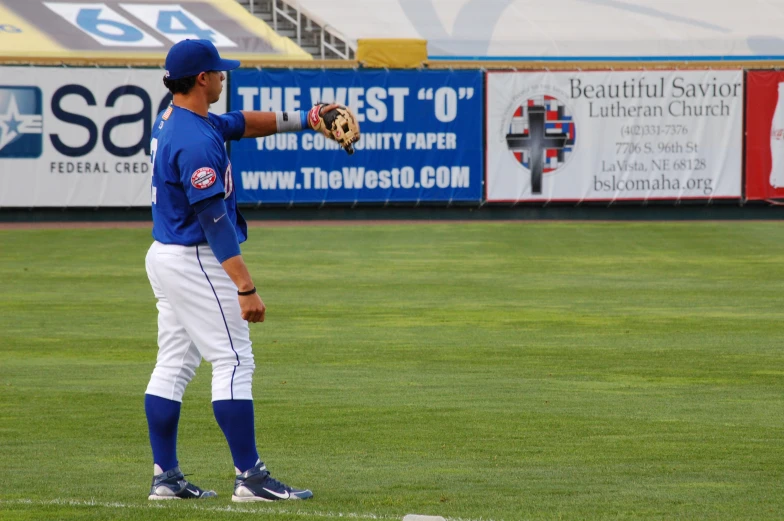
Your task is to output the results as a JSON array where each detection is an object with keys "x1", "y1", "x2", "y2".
[{"x1": 505, "y1": 95, "x2": 576, "y2": 194}]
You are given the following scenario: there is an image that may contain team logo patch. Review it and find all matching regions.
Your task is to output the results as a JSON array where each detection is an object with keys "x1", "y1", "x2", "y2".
[
  {"x1": 191, "y1": 167, "x2": 217, "y2": 189},
  {"x1": 162, "y1": 106, "x2": 173, "y2": 121},
  {"x1": 505, "y1": 94, "x2": 576, "y2": 195}
]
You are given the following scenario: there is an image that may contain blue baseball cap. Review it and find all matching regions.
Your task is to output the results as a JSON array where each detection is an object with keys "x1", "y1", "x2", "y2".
[{"x1": 164, "y1": 39, "x2": 241, "y2": 80}]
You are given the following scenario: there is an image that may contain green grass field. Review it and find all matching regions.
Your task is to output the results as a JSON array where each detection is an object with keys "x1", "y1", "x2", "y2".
[{"x1": 1, "y1": 222, "x2": 783, "y2": 521}]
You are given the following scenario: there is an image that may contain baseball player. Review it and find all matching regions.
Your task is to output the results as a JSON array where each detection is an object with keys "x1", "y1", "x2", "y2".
[{"x1": 145, "y1": 39, "x2": 358, "y2": 501}]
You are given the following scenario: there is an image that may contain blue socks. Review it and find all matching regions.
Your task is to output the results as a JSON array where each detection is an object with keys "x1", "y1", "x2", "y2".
[
  {"x1": 144, "y1": 394, "x2": 181, "y2": 473},
  {"x1": 213, "y1": 399, "x2": 260, "y2": 473},
  {"x1": 145, "y1": 395, "x2": 260, "y2": 474}
]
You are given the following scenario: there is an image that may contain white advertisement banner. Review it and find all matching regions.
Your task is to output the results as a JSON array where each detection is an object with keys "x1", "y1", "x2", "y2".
[
  {"x1": 486, "y1": 70, "x2": 744, "y2": 202},
  {"x1": 0, "y1": 67, "x2": 227, "y2": 207}
]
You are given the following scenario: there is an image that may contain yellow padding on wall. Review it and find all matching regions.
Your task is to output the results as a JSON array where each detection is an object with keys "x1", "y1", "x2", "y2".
[
  {"x1": 0, "y1": 0, "x2": 311, "y2": 62},
  {"x1": 0, "y1": 4, "x2": 61, "y2": 55},
  {"x1": 357, "y1": 39, "x2": 427, "y2": 68}
]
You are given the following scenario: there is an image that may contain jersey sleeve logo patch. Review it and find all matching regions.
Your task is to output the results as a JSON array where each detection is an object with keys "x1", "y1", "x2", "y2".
[
  {"x1": 191, "y1": 167, "x2": 217, "y2": 190},
  {"x1": 162, "y1": 106, "x2": 173, "y2": 121}
]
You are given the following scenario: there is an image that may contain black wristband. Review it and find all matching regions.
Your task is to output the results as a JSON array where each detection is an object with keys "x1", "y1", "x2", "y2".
[{"x1": 237, "y1": 287, "x2": 256, "y2": 296}]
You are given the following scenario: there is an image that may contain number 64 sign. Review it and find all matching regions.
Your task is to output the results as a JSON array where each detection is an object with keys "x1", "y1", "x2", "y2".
[{"x1": 44, "y1": 2, "x2": 237, "y2": 48}]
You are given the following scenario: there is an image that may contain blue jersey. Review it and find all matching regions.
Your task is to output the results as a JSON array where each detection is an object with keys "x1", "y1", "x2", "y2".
[{"x1": 150, "y1": 105, "x2": 247, "y2": 246}]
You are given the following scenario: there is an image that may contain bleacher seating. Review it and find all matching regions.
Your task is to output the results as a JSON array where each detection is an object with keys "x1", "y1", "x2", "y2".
[{"x1": 236, "y1": 0, "x2": 355, "y2": 59}]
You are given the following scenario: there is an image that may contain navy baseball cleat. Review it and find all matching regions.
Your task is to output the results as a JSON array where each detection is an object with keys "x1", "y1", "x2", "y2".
[
  {"x1": 232, "y1": 462, "x2": 313, "y2": 502},
  {"x1": 148, "y1": 466, "x2": 217, "y2": 500}
]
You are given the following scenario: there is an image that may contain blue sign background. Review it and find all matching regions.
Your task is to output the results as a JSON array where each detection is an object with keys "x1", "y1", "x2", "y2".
[{"x1": 229, "y1": 69, "x2": 483, "y2": 204}]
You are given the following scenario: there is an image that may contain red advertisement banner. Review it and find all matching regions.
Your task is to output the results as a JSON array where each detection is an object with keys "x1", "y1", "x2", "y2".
[{"x1": 745, "y1": 71, "x2": 784, "y2": 200}]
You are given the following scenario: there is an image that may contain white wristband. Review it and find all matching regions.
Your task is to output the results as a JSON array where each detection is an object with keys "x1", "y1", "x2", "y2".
[{"x1": 275, "y1": 111, "x2": 303, "y2": 133}]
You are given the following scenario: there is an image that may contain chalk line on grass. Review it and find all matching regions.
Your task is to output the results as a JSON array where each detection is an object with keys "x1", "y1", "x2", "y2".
[{"x1": 0, "y1": 498, "x2": 504, "y2": 521}]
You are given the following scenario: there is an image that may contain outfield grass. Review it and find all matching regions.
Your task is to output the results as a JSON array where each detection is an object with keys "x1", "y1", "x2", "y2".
[{"x1": 0, "y1": 222, "x2": 783, "y2": 521}]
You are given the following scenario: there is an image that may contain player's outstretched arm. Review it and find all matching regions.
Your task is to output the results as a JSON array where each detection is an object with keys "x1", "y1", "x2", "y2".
[
  {"x1": 240, "y1": 104, "x2": 341, "y2": 138},
  {"x1": 240, "y1": 111, "x2": 278, "y2": 138}
]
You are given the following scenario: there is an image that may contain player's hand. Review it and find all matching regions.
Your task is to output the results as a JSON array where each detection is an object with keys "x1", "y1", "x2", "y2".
[
  {"x1": 239, "y1": 293, "x2": 266, "y2": 323},
  {"x1": 307, "y1": 103, "x2": 361, "y2": 155}
]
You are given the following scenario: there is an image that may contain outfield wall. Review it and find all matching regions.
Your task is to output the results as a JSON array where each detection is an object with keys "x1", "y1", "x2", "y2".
[{"x1": 1, "y1": 65, "x2": 784, "y2": 207}]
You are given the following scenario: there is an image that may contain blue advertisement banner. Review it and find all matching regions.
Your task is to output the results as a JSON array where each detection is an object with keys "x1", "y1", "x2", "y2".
[{"x1": 229, "y1": 69, "x2": 483, "y2": 204}]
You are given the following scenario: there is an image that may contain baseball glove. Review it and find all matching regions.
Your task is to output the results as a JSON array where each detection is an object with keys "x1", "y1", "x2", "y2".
[{"x1": 307, "y1": 103, "x2": 360, "y2": 155}]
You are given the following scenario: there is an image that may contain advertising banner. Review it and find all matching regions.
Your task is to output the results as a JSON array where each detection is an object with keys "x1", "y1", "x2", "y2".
[
  {"x1": 229, "y1": 69, "x2": 483, "y2": 204},
  {"x1": 0, "y1": 66, "x2": 226, "y2": 207},
  {"x1": 745, "y1": 71, "x2": 784, "y2": 201},
  {"x1": 486, "y1": 70, "x2": 744, "y2": 202},
  {"x1": 0, "y1": 0, "x2": 309, "y2": 60}
]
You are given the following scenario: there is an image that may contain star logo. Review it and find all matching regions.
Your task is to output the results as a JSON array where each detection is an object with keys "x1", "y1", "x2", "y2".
[
  {"x1": 0, "y1": 87, "x2": 43, "y2": 158},
  {"x1": 5, "y1": 112, "x2": 21, "y2": 135}
]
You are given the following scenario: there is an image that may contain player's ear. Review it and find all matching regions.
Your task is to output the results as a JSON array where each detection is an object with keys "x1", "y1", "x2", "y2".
[{"x1": 197, "y1": 71, "x2": 209, "y2": 86}]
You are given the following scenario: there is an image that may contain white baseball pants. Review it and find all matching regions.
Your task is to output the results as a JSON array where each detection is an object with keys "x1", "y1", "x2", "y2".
[{"x1": 145, "y1": 241, "x2": 255, "y2": 402}]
